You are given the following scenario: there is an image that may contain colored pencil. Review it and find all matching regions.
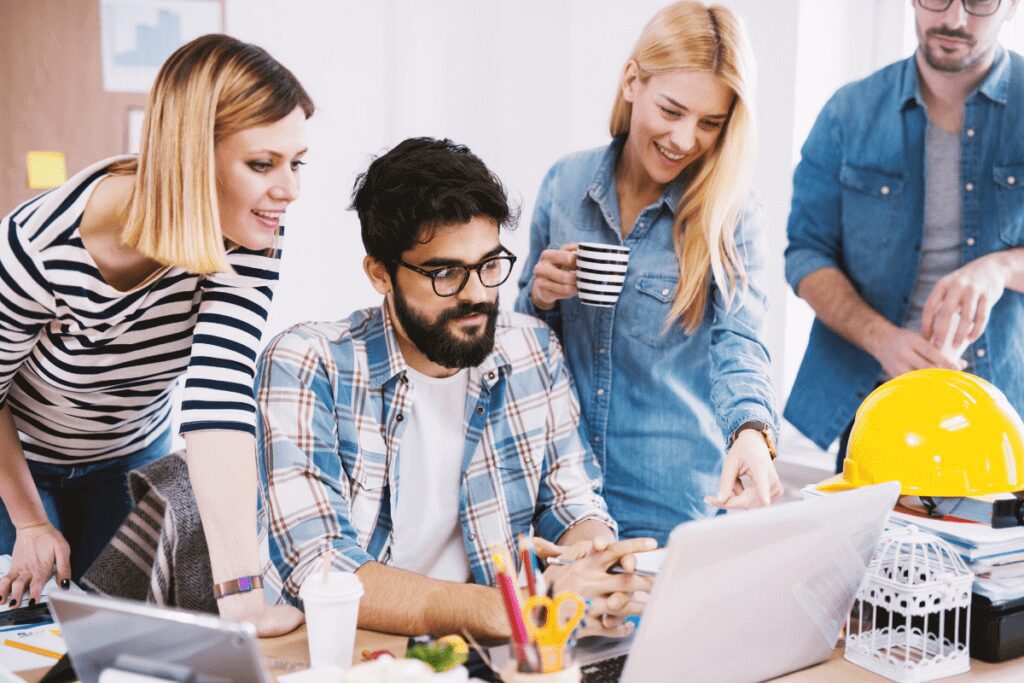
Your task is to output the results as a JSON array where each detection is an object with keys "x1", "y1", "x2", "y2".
[{"x1": 3, "y1": 638, "x2": 61, "y2": 660}]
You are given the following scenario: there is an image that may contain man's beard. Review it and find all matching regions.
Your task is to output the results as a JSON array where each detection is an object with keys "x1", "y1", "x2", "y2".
[
  {"x1": 392, "y1": 283, "x2": 498, "y2": 369},
  {"x1": 920, "y1": 24, "x2": 979, "y2": 72}
]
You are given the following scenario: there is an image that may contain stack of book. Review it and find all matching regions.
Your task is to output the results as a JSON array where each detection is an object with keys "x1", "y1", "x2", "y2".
[{"x1": 802, "y1": 481, "x2": 1024, "y2": 604}]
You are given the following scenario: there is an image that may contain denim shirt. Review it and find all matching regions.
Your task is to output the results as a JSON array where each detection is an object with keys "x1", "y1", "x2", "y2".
[
  {"x1": 785, "y1": 48, "x2": 1024, "y2": 450},
  {"x1": 516, "y1": 139, "x2": 779, "y2": 543}
]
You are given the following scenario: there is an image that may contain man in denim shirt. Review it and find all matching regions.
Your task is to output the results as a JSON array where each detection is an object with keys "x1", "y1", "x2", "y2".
[{"x1": 786, "y1": 0, "x2": 1024, "y2": 470}]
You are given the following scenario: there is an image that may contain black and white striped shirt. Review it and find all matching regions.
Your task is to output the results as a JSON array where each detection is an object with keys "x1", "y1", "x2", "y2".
[{"x1": 0, "y1": 157, "x2": 280, "y2": 464}]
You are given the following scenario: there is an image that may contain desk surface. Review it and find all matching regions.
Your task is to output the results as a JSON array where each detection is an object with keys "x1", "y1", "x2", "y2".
[{"x1": 18, "y1": 626, "x2": 1024, "y2": 681}]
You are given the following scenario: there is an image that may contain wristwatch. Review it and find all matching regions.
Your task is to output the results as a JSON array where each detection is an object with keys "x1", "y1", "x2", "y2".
[
  {"x1": 731, "y1": 420, "x2": 778, "y2": 461},
  {"x1": 213, "y1": 575, "x2": 263, "y2": 600}
]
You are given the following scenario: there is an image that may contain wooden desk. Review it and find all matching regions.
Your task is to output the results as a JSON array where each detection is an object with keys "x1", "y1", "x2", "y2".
[{"x1": 18, "y1": 627, "x2": 1024, "y2": 681}]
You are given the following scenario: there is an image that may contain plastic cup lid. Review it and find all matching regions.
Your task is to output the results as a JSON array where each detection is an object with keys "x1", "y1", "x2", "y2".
[{"x1": 300, "y1": 571, "x2": 364, "y2": 601}]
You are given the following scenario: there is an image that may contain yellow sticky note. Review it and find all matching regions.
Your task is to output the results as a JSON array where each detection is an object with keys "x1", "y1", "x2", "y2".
[{"x1": 27, "y1": 151, "x2": 67, "y2": 189}]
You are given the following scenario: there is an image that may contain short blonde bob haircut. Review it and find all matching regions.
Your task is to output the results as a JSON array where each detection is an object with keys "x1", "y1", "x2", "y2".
[
  {"x1": 110, "y1": 34, "x2": 314, "y2": 274},
  {"x1": 609, "y1": 1, "x2": 757, "y2": 333}
]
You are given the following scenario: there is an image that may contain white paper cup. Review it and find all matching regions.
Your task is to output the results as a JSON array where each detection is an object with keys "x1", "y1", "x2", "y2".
[
  {"x1": 575, "y1": 242, "x2": 630, "y2": 307},
  {"x1": 299, "y1": 571, "x2": 364, "y2": 669}
]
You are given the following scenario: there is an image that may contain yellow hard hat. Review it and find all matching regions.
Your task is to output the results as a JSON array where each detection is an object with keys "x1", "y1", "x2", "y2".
[{"x1": 818, "y1": 369, "x2": 1024, "y2": 497}]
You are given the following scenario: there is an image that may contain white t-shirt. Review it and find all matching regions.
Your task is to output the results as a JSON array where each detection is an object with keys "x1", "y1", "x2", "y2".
[{"x1": 388, "y1": 366, "x2": 472, "y2": 582}]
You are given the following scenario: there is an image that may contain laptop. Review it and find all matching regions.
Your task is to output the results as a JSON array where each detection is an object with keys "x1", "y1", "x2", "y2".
[
  {"x1": 47, "y1": 591, "x2": 270, "y2": 683},
  {"x1": 576, "y1": 481, "x2": 900, "y2": 682}
]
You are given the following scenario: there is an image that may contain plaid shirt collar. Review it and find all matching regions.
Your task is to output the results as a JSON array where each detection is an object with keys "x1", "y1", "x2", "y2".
[{"x1": 366, "y1": 302, "x2": 514, "y2": 389}]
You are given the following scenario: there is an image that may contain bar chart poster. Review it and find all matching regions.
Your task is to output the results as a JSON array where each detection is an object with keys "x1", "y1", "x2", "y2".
[{"x1": 100, "y1": 0, "x2": 222, "y2": 93}]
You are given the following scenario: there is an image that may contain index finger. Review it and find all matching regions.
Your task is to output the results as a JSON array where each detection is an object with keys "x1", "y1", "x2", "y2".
[
  {"x1": 715, "y1": 455, "x2": 741, "y2": 503},
  {"x1": 920, "y1": 281, "x2": 948, "y2": 340},
  {"x1": 749, "y1": 459, "x2": 775, "y2": 507},
  {"x1": 599, "y1": 538, "x2": 657, "y2": 568},
  {"x1": 544, "y1": 248, "x2": 577, "y2": 270}
]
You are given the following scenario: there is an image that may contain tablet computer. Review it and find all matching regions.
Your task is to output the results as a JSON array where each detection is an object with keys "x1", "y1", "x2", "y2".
[{"x1": 47, "y1": 591, "x2": 270, "y2": 683}]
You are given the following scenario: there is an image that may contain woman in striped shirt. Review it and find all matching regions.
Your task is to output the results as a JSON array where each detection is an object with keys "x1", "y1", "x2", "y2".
[{"x1": 0, "y1": 35, "x2": 312, "y2": 635}]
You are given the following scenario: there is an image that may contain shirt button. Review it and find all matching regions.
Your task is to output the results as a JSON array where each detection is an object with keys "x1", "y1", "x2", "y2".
[
  {"x1": 966, "y1": 182, "x2": 974, "y2": 192},
  {"x1": 880, "y1": 186, "x2": 890, "y2": 196},
  {"x1": 396, "y1": 413, "x2": 404, "y2": 422},
  {"x1": 593, "y1": 435, "x2": 602, "y2": 443},
  {"x1": 487, "y1": 371, "x2": 495, "y2": 380},
  {"x1": 966, "y1": 128, "x2": 975, "y2": 137},
  {"x1": 1010, "y1": 176, "x2": 1017, "y2": 186},
  {"x1": 977, "y1": 348, "x2": 986, "y2": 358},
  {"x1": 525, "y1": 455, "x2": 533, "y2": 464},
  {"x1": 468, "y1": 532, "x2": 476, "y2": 541},
  {"x1": 596, "y1": 388, "x2": 605, "y2": 396},
  {"x1": 475, "y1": 406, "x2": 485, "y2": 415},
  {"x1": 598, "y1": 347, "x2": 606, "y2": 355},
  {"x1": 966, "y1": 237, "x2": 976, "y2": 246},
  {"x1": 661, "y1": 288, "x2": 670, "y2": 297}
]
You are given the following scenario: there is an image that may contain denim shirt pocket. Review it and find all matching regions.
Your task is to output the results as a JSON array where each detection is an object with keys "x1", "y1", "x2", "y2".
[
  {"x1": 630, "y1": 273, "x2": 684, "y2": 349},
  {"x1": 994, "y1": 164, "x2": 1024, "y2": 247},
  {"x1": 839, "y1": 164, "x2": 904, "y2": 279}
]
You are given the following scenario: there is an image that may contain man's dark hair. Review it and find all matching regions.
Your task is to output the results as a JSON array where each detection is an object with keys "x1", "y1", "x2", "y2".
[{"x1": 350, "y1": 137, "x2": 517, "y2": 270}]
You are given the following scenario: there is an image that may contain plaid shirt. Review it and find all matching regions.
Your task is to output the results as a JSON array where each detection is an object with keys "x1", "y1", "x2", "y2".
[{"x1": 256, "y1": 305, "x2": 614, "y2": 601}]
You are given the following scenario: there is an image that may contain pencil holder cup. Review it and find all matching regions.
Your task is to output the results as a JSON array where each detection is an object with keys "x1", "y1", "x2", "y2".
[{"x1": 500, "y1": 664, "x2": 581, "y2": 682}]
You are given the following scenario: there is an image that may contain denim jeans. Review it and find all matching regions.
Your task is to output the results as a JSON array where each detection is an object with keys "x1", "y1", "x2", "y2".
[{"x1": 0, "y1": 432, "x2": 169, "y2": 580}]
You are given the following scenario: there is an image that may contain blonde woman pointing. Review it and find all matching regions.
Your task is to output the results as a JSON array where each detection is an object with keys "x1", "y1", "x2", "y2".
[
  {"x1": 516, "y1": 1, "x2": 782, "y2": 544},
  {"x1": 0, "y1": 35, "x2": 312, "y2": 634}
]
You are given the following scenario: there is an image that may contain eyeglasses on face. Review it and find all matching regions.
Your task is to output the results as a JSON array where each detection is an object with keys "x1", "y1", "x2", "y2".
[
  {"x1": 394, "y1": 248, "x2": 517, "y2": 297},
  {"x1": 917, "y1": 0, "x2": 1002, "y2": 17}
]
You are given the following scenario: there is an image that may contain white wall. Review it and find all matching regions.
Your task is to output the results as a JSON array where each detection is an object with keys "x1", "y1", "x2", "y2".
[{"x1": 224, "y1": 0, "x2": 917, "y2": 414}]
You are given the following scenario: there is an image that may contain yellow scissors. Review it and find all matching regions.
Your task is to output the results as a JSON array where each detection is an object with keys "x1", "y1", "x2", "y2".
[{"x1": 521, "y1": 591, "x2": 585, "y2": 672}]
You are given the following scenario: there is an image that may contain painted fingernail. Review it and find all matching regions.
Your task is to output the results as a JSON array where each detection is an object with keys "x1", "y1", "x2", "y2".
[
  {"x1": 8, "y1": 599, "x2": 15, "y2": 607},
  {"x1": 28, "y1": 598, "x2": 35, "y2": 606},
  {"x1": 60, "y1": 579, "x2": 70, "y2": 590}
]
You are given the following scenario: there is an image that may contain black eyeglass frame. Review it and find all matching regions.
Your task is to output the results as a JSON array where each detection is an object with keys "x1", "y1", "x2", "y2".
[
  {"x1": 917, "y1": 0, "x2": 1002, "y2": 17},
  {"x1": 393, "y1": 248, "x2": 518, "y2": 297}
]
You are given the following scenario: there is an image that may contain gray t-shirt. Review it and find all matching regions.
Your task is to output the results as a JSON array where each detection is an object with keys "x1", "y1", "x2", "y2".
[{"x1": 904, "y1": 122, "x2": 963, "y2": 335}]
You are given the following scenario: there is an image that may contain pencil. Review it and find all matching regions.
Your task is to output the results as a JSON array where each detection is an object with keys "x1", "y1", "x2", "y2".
[
  {"x1": 3, "y1": 638, "x2": 62, "y2": 659},
  {"x1": 519, "y1": 535, "x2": 538, "y2": 597},
  {"x1": 492, "y1": 553, "x2": 530, "y2": 667}
]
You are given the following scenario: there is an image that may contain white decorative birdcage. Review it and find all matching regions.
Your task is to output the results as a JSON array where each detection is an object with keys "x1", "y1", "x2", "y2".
[{"x1": 845, "y1": 524, "x2": 973, "y2": 682}]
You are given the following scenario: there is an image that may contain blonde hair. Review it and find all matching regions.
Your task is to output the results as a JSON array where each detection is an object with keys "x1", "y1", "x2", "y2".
[
  {"x1": 110, "y1": 34, "x2": 314, "y2": 274},
  {"x1": 610, "y1": 2, "x2": 757, "y2": 332}
]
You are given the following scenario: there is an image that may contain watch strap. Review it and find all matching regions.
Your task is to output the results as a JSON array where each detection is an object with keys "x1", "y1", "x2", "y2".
[
  {"x1": 213, "y1": 575, "x2": 263, "y2": 600},
  {"x1": 731, "y1": 420, "x2": 778, "y2": 461}
]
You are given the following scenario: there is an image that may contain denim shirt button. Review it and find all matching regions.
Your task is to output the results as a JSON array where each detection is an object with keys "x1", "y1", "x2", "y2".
[
  {"x1": 977, "y1": 348, "x2": 986, "y2": 358},
  {"x1": 966, "y1": 182, "x2": 975, "y2": 192},
  {"x1": 593, "y1": 435, "x2": 602, "y2": 443},
  {"x1": 966, "y1": 237, "x2": 976, "y2": 247},
  {"x1": 596, "y1": 388, "x2": 605, "y2": 396},
  {"x1": 598, "y1": 347, "x2": 606, "y2": 355},
  {"x1": 966, "y1": 128, "x2": 975, "y2": 138},
  {"x1": 1010, "y1": 176, "x2": 1017, "y2": 186},
  {"x1": 880, "y1": 185, "x2": 890, "y2": 196}
]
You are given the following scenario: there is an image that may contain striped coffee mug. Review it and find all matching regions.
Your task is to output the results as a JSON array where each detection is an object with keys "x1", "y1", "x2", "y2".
[{"x1": 575, "y1": 242, "x2": 630, "y2": 307}]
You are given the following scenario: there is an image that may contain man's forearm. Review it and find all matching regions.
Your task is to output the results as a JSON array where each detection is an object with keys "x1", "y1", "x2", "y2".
[
  {"x1": 796, "y1": 267, "x2": 893, "y2": 357},
  {"x1": 557, "y1": 518, "x2": 616, "y2": 548},
  {"x1": 354, "y1": 562, "x2": 508, "y2": 640}
]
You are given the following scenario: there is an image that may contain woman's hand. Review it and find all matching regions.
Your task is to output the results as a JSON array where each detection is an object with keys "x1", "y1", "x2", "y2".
[
  {"x1": 705, "y1": 429, "x2": 783, "y2": 510},
  {"x1": 536, "y1": 536, "x2": 656, "y2": 639},
  {"x1": 0, "y1": 522, "x2": 71, "y2": 607},
  {"x1": 217, "y1": 589, "x2": 304, "y2": 637},
  {"x1": 530, "y1": 244, "x2": 578, "y2": 311}
]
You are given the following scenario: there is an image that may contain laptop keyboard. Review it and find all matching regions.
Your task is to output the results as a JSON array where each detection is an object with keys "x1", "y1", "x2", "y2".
[{"x1": 581, "y1": 654, "x2": 628, "y2": 682}]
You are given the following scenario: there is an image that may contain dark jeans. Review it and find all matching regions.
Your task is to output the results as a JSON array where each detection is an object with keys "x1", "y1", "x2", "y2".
[{"x1": 0, "y1": 439, "x2": 167, "y2": 580}]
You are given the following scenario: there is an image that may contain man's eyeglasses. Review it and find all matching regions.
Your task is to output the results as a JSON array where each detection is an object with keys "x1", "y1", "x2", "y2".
[
  {"x1": 394, "y1": 248, "x2": 517, "y2": 297},
  {"x1": 918, "y1": 0, "x2": 1002, "y2": 17}
]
